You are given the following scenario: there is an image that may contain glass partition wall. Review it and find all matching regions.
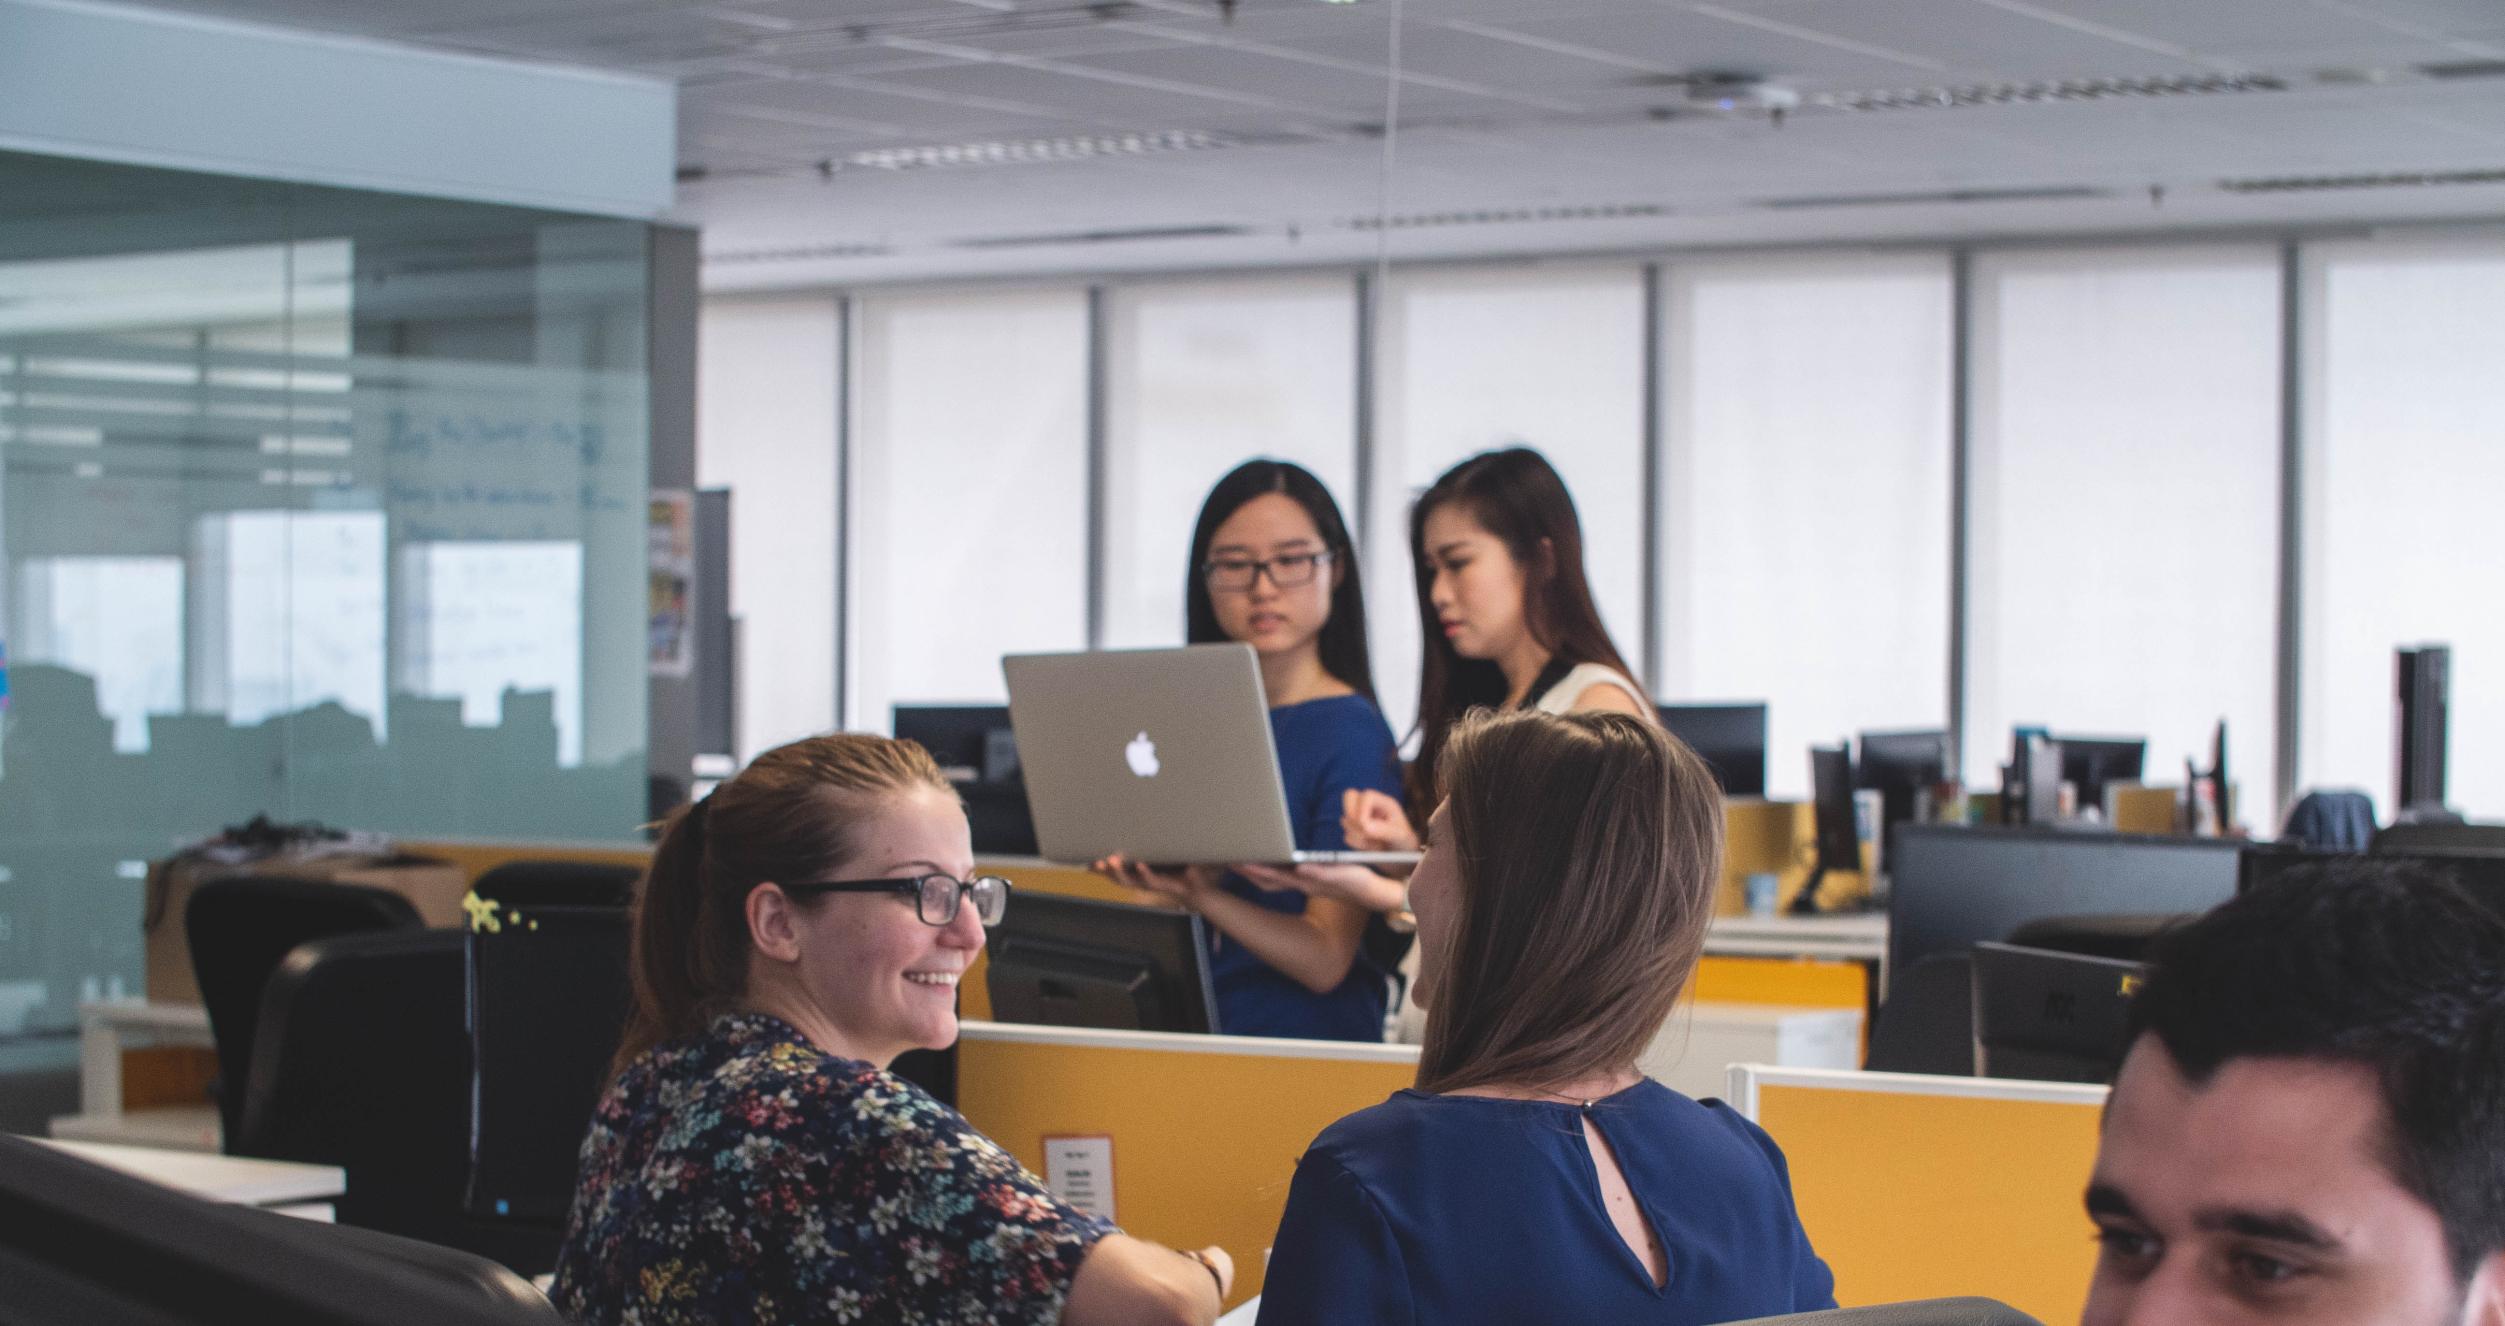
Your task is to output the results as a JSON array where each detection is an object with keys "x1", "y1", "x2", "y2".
[{"x1": 0, "y1": 149, "x2": 652, "y2": 1033}]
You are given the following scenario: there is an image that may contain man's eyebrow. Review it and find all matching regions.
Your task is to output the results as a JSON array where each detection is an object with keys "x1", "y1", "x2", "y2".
[
  {"x1": 2195, "y1": 1208, "x2": 2343, "y2": 1251},
  {"x1": 2085, "y1": 1183, "x2": 2142, "y2": 1222}
]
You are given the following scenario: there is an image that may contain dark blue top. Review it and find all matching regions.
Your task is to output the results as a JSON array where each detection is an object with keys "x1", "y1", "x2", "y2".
[
  {"x1": 1258, "y1": 1079, "x2": 1836, "y2": 1325},
  {"x1": 1209, "y1": 693, "x2": 1403, "y2": 1042}
]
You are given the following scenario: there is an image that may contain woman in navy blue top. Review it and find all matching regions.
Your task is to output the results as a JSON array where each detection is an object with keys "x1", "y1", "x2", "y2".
[
  {"x1": 1093, "y1": 460, "x2": 1403, "y2": 1042},
  {"x1": 1260, "y1": 709, "x2": 1836, "y2": 1322}
]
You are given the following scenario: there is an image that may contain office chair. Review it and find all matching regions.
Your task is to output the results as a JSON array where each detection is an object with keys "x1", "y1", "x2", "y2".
[
  {"x1": 1864, "y1": 953, "x2": 1975, "y2": 1076},
  {"x1": 186, "y1": 875, "x2": 423, "y2": 1143},
  {"x1": 2000, "y1": 912, "x2": 2186, "y2": 964},
  {"x1": 238, "y1": 928, "x2": 553, "y2": 1274},
  {"x1": 0, "y1": 1132, "x2": 565, "y2": 1326},
  {"x1": 1723, "y1": 1298, "x2": 2042, "y2": 1325}
]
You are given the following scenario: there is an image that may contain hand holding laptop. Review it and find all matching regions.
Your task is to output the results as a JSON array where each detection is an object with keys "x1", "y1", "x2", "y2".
[
  {"x1": 1091, "y1": 853, "x2": 1222, "y2": 911},
  {"x1": 1234, "y1": 861, "x2": 1410, "y2": 915}
]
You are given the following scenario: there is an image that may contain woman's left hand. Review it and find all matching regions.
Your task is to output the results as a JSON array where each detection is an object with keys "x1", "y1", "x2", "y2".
[{"x1": 1234, "y1": 861, "x2": 1407, "y2": 913}]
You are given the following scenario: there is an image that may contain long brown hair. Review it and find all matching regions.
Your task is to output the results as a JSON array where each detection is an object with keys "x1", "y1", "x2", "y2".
[
  {"x1": 612, "y1": 733, "x2": 954, "y2": 1076},
  {"x1": 1408, "y1": 447, "x2": 1640, "y2": 814},
  {"x1": 1415, "y1": 709, "x2": 1721, "y2": 1097}
]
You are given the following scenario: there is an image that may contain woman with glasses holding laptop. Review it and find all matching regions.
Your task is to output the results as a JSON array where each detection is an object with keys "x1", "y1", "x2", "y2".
[
  {"x1": 552, "y1": 732, "x2": 1232, "y2": 1326},
  {"x1": 1258, "y1": 710, "x2": 1834, "y2": 1324},
  {"x1": 1090, "y1": 459, "x2": 1406, "y2": 1043}
]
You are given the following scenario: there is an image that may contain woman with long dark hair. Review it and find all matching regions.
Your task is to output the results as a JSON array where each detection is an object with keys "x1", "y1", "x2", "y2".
[
  {"x1": 1092, "y1": 459, "x2": 1404, "y2": 1042},
  {"x1": 1267, "y1": 447, "x2": 1651, "y2": 921}
]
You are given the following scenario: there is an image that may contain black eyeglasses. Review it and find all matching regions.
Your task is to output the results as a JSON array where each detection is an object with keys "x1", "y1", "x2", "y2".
[
  {"x1": 1202, "y1": 549, "x2": 1333, "y2": 592},
  {"x1": 783, "y1": 874, "x2": 1012, "y2": 927}
]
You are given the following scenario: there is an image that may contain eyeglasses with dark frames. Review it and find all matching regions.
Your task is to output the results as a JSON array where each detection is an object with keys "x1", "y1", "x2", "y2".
[
  {"x1": 781, "y1": 874, "x2": 1012, "y2": 927},
  {"x1": 1201, "y1": 549, "x2": 1334, "y2": 592}
]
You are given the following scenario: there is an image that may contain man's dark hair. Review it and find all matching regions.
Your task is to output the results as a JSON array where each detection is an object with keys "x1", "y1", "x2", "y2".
[{"x1": 2127, "y1": 858, "x2": 2505, "y2": 1280}]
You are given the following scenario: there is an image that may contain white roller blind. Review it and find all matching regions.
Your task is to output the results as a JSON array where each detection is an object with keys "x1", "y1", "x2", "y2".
[
  {"x1": 2299, "y1": 237, "x2": 2505, "y2": 820},
  {"x1": 1965, "y1": 247, "x2": 2282, "y2": 825},
  {"x1": 1660, "y1": 255, "x2": 1953, "y2": 798},
  {"x1": 1101, "y1": 277, "x2": 1357, "y2": 650},
  {"x1": 697, "y1": 294, "x2": 837, "y2": 759},
  {"x1": 1371, "y1": 264, "x2": 1646, "y2": 737},
  {"x1": 850, "y1": 287, "x2": 1090, "y2": 729}
]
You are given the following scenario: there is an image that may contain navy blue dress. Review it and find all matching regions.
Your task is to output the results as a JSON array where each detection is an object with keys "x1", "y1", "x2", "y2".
[
  {"x1": 1208, "y1": 693, "x2": 1403, "y2": 1042},
  {"x1": 1258, "y1": 1079, "x2": 1836, "y2": 1324}
]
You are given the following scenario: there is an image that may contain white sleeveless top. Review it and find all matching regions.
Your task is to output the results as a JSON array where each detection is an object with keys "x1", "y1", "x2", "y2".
[{"x1": 1531, "y1": 661, "x2": 1647, "y2": 716}]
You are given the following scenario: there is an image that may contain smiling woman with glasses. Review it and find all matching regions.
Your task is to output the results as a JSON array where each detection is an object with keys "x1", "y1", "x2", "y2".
[
  {"x1": 1089, "y1": 458, "x2": 1408, "y2": 1044},
  {"x1": 551, "y1": 732, "x2": 1232, "y2": 1326}
]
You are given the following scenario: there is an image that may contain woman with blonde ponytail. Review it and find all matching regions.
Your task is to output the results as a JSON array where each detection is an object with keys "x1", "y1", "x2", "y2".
[{"x1": 553, "y1": 732, "x2": 1231, "y2": 1326}]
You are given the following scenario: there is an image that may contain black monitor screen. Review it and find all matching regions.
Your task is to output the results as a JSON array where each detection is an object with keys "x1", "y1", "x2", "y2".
[
  {"x1": 1888, "y1": 824, "x2": 2242, "y2": 976},
  {"x1": 985, "y1": 893, "x2": 1219, "y2": 1035},
  {"x1": 466, "y1": 901, "x2": 632, "y2": 1226},
  {"x1": 2054, "y1": 735, "x2": 2147, "y2": 814},
  {"x1": 1856, "y1": 729, "x2": 1949, "y2": 854},
  {"x1": 1970, "y1": 941, "x2": 2143, "y2": 1085},
  {"x1": 2245, "y1": 841, "x2": 2505, "y2": 922},
  {"x1": 1808, "y1": 745, "x2": 1860, "y2": 874},
  {"x1": 894, "y1": 704, "x2": 1037, "y2": 856},
  {"x1": 1656, "y1": 703, "x2": 1767, "y2": 798}
]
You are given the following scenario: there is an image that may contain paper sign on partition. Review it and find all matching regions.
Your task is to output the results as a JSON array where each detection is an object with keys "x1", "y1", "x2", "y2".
[{"x1": 1042, "y1": 1134, "x2": 1114, "y2": 1222}]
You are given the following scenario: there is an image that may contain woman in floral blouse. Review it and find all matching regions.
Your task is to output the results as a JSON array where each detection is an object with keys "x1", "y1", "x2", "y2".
[{"x1": 551, "y1": 733, "x2": 1230, "y2": 1326}]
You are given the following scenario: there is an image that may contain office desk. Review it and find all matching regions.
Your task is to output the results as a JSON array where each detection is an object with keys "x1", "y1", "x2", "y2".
[
  {"x1": 31, "y1": 1137, "x2": 342, "y2": 1219},
  {"x1": 50, "y1": 999, "x2": 221, "y2": 1151},
  {"x1": 1705, "y1": 913, "x2": 1888, "y2": 965}
]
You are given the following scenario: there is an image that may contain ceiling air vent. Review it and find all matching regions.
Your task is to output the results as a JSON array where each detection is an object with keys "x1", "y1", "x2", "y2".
[
  {"x1": 707, "y1": 242, "x2": 894, "y2": 264},
  {"x1": 2418, "y1": 60, "x2": 2505, "y2": 80},
  {"x1": 1339, "y1": 202, "x2": 1667, "y2": 231},
  {"x1": 847, "y1": 130, "x2": 1233, "y2": 172},
  {"x1": 1814, "y1": 73, "x2": 2286, "y2": 113},
  {"x1": 1757, "y1": 185, "x2": 2106, "y2": 210},
  {"x1": 952, "y1": 224, "x2": 1251, "y2": 249},
  {"x1": 2220, "y1": 168, "x2": 2505, "y2": 194}
]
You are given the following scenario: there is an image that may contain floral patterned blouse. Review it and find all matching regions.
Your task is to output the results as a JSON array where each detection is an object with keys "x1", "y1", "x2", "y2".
[{"x1": 550, "y1": 1011, "x2": 1114, "y2": 1326}]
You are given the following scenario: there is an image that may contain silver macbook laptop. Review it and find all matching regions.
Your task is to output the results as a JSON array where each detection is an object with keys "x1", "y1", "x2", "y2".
[{"x1": 1001, "y1": 643, "x2": 1421, "y2": 867}]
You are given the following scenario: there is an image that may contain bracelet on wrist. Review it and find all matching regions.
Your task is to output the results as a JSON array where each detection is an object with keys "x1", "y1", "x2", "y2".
[{"x1": 1180, "y1": 1247, "x2": 1223, "y2": 1296}]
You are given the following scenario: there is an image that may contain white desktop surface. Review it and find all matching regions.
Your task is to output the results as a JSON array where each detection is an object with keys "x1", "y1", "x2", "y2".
[
  {"x1": 1704, "y1": 912, "x2": 1887, "y2": 964},
  {"x1": 1217, "y1": 1294, "x2": 1261, "y2": 1326},
  {"x1": 31, "y1": 1136, "x2": 343, "y2": 1209}
]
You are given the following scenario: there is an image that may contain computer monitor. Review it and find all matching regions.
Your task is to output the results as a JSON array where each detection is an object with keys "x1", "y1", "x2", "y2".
[
  {"x1": 2397, "y1": 645, "x2": 2450, "y2": 816},
  {"x1": 894, "y1": 704, "x2": 1037, "y2": 856},
  {"x1": 466, "y1": 895, "x2": 633, "y2": 1226},
  {"x1": 2053, "y1": 735, "x2": 2146, "y2": 817},
  {"x1": 1888, "y1": 824, "x2": 2243, "y2": 976},
  {"x1": 1655, "y1": 703, "x2": 1768, "y2": 798},
  {"x1": 1793, "y1": 745, "x2": 1861, "y2": 915},
  {"x1": 2243, "y1": 839, "x2": 2505, "y2": 923},
  {"x1": 984, "y1": 892, "x2": 1220, "y2": 1034},
  {"x1": 1970, "y1": 942, "x2": 2143, "y2": 1084},
  {"x1": 1855, "y1": 729, "x2": 1949, "y2": 858}
]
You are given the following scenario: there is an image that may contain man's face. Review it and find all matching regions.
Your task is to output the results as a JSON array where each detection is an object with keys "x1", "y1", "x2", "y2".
[{"x1": 2082, "y1": 1035, "x2": 2495, "y2": 1326}]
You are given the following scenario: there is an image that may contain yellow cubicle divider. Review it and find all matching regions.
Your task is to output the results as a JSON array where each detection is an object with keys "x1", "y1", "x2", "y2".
[
  {"x1": 1692, "y1": 955, "x2": 1866, "y2": 1012},
  {"x1": 954, "y1": 1021, "x2": 1417, "y2": 1311},
  {"x1": 1730, "y1": 1065, "x2": 2106, "y2": 1324}
]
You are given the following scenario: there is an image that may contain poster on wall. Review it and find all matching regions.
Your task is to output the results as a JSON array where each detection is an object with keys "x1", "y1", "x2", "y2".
[{"x1": 649, "y1": 491, "x2": 695, "y2": 679}]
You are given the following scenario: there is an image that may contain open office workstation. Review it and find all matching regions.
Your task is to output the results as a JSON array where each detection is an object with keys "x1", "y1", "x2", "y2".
[{"x1": 6, "y1": 0, "x2": 2505, "y2": 1323}]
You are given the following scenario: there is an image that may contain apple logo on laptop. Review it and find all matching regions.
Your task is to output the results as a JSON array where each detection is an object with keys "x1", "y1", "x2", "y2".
[{"x1": 1125, "y1": 731, "x2": 1161, "y2": 778}]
